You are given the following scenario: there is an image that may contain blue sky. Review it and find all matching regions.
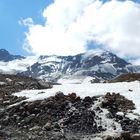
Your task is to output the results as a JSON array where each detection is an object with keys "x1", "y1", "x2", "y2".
[
  {"x1": 0, "y1": 0, "x2": 140, "y2": 64},
  {"x1": 0, "y1": 0, "x2": 52, "y2": 55}
]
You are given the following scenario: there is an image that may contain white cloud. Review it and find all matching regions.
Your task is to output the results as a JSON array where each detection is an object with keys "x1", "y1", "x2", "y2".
[
  {"x1": 130, "y1": 58, "x2": 140, "y2": 65},
  {"x1": 22, "y1": 0, "x2": 140, "y2": 63}
]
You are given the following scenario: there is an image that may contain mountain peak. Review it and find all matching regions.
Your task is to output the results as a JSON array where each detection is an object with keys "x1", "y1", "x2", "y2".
[
  {"x1": 0, "y1": 49, "x2": 139, "y2": 82},
  {"x1": 0, "y1": 48, "x2": 24, "y2": 62},
  {"x1": 19, "y1": 50, "x2": 133, "y2": 81},
  {"x1": 0, "y1": 48, "x2": 10, "y2": 54}
]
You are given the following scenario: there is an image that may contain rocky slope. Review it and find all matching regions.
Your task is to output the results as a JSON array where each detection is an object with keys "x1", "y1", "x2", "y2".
[
  {"x1": 109, "y1": 73, "x2": 140, "y2": 83},
  {"x1": 0, "y1": 49, "x2": 24, "y2": 62},
  {"x1": 0, "y1": 74, "x2": 52, "y2": 109},
  {"x1": 0, "y1": 74, "x2": 140, "y2": 139},
  {"x1": 0, "y1": 91, "x2": 140, "y2": 140}
]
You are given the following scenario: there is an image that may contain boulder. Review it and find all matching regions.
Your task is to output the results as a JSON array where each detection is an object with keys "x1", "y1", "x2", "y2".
[
  {"x1": 55, "y1": 92, "x2": 65, "y2": 100},
  {"x1": 131, "y1": 134, "x2": 140, "y2": 140},
  {"x1": 44, "y1": 122, "x2": 52, "y2": 131}
]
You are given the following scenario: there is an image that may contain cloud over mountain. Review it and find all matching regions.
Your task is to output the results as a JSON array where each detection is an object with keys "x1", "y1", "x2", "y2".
[{"x1": 22, "y1": 0, "x2": 140, "y2": 63}]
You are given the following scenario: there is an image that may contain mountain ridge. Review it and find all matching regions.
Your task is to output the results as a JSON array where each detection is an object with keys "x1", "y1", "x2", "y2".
[
  {"x1": 0, "y1": 49, "x2": 24, "y2": 62},
  {"x1": 0, "y1": 48, "x2": 140, "y2": 82}
]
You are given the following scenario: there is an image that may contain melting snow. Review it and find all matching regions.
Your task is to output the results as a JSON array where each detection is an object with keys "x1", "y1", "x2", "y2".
[
  {"x1": 14, "y1": 81, "x2": 140, "y2": 115},
  {"x1": 12, "y1": 80, "x2": 140, "y2": 139}
]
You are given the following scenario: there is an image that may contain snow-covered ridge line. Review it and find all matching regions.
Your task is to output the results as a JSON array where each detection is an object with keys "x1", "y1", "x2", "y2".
[{"x1": 0, "y1": 49, "x2": 140, "y2": 82}]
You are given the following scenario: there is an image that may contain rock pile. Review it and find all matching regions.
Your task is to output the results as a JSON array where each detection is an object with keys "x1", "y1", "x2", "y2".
[
  {"x1": 0, "y1": 74, "x2": 52, "y2": 109},
  {"x1": 0, "y1": 74, "x2": 52, "y2": 92},
  {"x1": 102, "y1": 93, "x2": 140, "y2": 138},
  {"x1": 102, "y1": 92, "x2": 135, "y2": 113},
  {"x1": 0, "y1": 91, "x2": 139, "y2": 140}
]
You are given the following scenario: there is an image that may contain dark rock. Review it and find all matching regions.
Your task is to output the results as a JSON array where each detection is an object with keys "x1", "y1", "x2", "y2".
[
  {"x1": 102, "y1": 93, "x2": 135, "y2": 113},
  {"x1": 24, "y1": 114, "x2": 35, "y2": 124},
  {"x1": 44, "y1": 122, "x2": 52, "y2": 131},
  {"x1": 40, "y1": 100, "x2": 47, "y2": 107},
  {"x1": 121, "y1": 118, "x2": 140, "y2": 133},
  {"x1": 131, "y1": 134, "x2": 140, "y2": 140},
  {"x1": 129, "y1": 89, "x2": 133, "y2": 92},
  {"x1": 105, "y1": 136, "x2": 113, "y2": 140},
  {"x1": 74, "y1": 96, "x2": 81, "y2": 102},
  {"x1": 67, "y1": 93, "x2": 77, "y2": 103},
  {"x1": 26, "y1": 102, "x2": 36, "y2": 111},
  {"x1": 121, "y1": 132, "x2": 132, "y2": 140},
  {"x1": 55, "y1": 92, "x2": 65, "y2": 100},
  {"x1": 0, "y1": 130, "x2": 11, "y2": 139},
  {"x1": 53, "y1": 123, "x2": 60, "y2": 129},
  {"x1": 83, "y1": 96, "x2": 92, "y2": 103},
  {"x1": 38, "y1": 81, "x2": 53, "y2": 89},
  {"x1": 46, "y1": 100, "x2": 54, "y2": 108}
]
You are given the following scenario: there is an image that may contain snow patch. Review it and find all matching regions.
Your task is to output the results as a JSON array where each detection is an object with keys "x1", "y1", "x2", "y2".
[
  {"x1": 13, "y1": 81, "x2": 140, "y2": 115},
  {"x1": 91, "y1": 98, "x2": 122, "y2": 136}
]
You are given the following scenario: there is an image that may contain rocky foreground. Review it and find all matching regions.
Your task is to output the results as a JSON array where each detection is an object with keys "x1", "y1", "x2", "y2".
[
  {"x1": 0, "y1": 74, "x2": 52, "y2": 108},
  {"x1": 0, "y1": 74, "x2": 140, "y2": 140}
]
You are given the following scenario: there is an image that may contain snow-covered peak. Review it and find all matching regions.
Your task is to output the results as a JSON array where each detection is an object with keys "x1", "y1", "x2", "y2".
[
  {"x1": 0, "y1": 49, "x2": 24, "y2": 62},
  {"x1": 0, "y1": 49, "x2": 140, "y2": 82},
  {"x1": 83, "y1": 49, "x2": 109, "y2": 58},
  {"x1": 38, "y1": 55, "x2": 62, "y2": 63}
]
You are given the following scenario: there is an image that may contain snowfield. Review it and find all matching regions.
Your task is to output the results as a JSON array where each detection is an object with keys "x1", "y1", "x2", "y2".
[{"x1": 14, "y1": 81, "x2": 140, "y2": 115}]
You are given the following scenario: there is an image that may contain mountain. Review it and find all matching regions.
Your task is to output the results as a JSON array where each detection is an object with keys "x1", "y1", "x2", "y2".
[
  {"x1": 109, "y1": 73, "x2": 140, "y2": 83},
  {"x1": 19, "y1": 49, "x2": 140, "y2": 82},
  {"x1": 0, "y1": 49, "x2": 140, "y2": 82},
  {"x1": 0, "y1": 49, "x2": 24, "y2": 62}
]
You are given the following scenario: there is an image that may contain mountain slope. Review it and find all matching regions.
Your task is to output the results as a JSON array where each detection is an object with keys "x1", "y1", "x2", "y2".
[
  {"x1": 0, "y1": 49, "x2": 24, "y2": 62},
  {"x1": 0, "y1": 49, "x2": 140, "y2": 82},
  {"x1": 109, "y1": 73, "x2": 140, "y2": 82},
  {"x1": 20, "y1": 49, "x2": 135, "y2": 81}
]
